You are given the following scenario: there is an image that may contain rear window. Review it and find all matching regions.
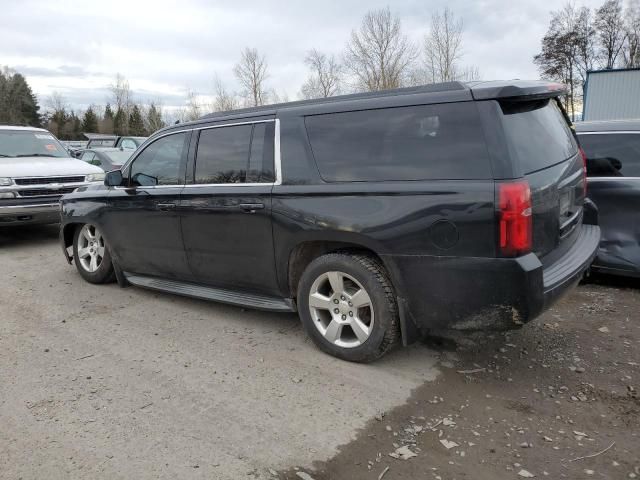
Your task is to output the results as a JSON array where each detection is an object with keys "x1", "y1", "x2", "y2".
[
  {"x1": 500, "y1": 99, "x2": 577, "y2": 174},
  {"x1": 578, "y1": 133, "x2": 640, "y2": 177},
  {"x1": 304, "y1": 103, "x2": 491, "y2": 182}
]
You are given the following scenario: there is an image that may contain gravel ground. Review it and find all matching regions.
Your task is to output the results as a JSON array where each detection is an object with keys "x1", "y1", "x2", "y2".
[
  {"x1": 1, "y1": 225, "x2": 639, "y2": 480},
  {"x1": 281, "y1": 276, "x2": 640, "y2": 480}
]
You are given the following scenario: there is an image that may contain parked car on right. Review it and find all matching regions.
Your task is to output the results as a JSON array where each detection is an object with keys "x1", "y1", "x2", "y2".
[{"x1": 576, "y1": 120, "x2": 640, "y2": 277}]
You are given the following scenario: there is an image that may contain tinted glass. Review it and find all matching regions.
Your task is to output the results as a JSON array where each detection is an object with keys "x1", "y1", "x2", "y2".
[
  {"x1": 130, "y1": 132, "x2": 187, "y2": 186},
  {"x1": 579, "y1": 133, "x2": 640, "y2": 177},
  {"x1": 195, "y1": 125, "x2": 252, "y2": 184},
  {"x1": 246, "y1": 123, "x2": 275, "y2": 183},
  {"x1": 304, "y1": 103, "x2": 491, "y2": 182},
  {"x1": 500, "y1": 99, "x2": 577, "y2": 174},
  {"x1": 103, "y1": 150, "x2": 132, "y2": 166},
  {"x1": 195, "y1": 123, "x2": 274, "y2": 184}
]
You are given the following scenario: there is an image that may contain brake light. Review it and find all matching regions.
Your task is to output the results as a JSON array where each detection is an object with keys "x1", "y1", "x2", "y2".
[
  {"x1": 498, "y1": 181, "x2": 532, "y2": 257},
  {"x1": 579, "y1": 147, "x2": 588, "y2": 196}
]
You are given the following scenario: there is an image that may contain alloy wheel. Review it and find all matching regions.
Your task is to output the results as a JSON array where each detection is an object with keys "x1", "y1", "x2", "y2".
[
  {"x1": 308, "y1": 271, "x2": 374, "y2": 348},
  {"x1": 77, "y1": 224, "x2": 105, "y2": 273}
]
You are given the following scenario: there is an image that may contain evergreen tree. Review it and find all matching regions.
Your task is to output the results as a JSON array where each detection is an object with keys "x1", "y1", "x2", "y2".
[
  {"x1": 72, "y1": 113, "x2": 83, "y2": 140},
  {"x1": 104, "y1": 103, "x2": 114, "y2": 121},
  {"x1": 145, "y1": 102, "x2": 165, "y2": 133},
  {"x1": 128, "y1": 104, "x2": 146, "y2": 135},
  {"x1": 0, "y1": 68, "x2": 42, "y2": 126},
  {"x1": 81, "y1": 106, "x2": 99, "y2": 133},
  {"x1": 101, "y1": 103, "x2": 114, "y2": 134},
  {"x1": 113, "y1": 107, "x2": 127, "y2": 135}
]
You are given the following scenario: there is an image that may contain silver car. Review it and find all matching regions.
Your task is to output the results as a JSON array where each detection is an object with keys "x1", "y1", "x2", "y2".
[{"x1": 0, "y1": 126, "x2": 105, "y2": 226}]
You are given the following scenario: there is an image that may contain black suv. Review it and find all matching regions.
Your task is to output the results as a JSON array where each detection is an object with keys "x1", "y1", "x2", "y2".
[{"x1": 60, "y1": 80, "x2": 600, "y2": 362}]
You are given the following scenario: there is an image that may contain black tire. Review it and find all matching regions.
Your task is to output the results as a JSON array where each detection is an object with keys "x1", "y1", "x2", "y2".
[
  {"x1": 297, "y1": 252, "x2": 400, "y2": 363},
  {"x1": 72, "y1": 224, "x2": 115, "y2": 284}
]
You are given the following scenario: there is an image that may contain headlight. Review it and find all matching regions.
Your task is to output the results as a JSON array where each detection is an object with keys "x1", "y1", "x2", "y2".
[
  {"x1": 0, "y1": 177, "x2": 13, "y2": 186},
  {"x1": 86, "y1": 173, "x2": 105, "y2": 182}
]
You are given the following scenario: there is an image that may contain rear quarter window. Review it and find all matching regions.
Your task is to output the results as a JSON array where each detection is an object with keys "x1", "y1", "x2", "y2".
[
  {"x1": 500, "y1": 99, "x2": 577, "y2": 174},
  {"x1": 304, "y1": 102, "x2": 491, "y2": 182}
]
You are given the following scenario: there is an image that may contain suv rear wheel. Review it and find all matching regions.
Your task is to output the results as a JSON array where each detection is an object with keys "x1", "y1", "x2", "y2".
[
  {"x1": 73, "y1": 224, "x2": 115, "y2": 284},
  {"x1": 297, "y1": 253, "x2": 399, "y2": 362}
]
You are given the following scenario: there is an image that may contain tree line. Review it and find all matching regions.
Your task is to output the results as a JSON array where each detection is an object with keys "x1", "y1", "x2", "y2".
[
  {"x1": 0, "y1": 7, "x2": 479, "y2": 136},
  {"x1": 6, "y1": 2, "x2": 636, "y2": 137},
  {"x1": 534, "y1": 0, "x2": 640, "y2": 118},
  {"x1": 201, "y1": 7, "x2": 478, "y2": 119}
]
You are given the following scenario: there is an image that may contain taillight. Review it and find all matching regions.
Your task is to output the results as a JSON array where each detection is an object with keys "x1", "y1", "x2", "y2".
[
  {"x1": 579, "y1": 147, "x2": 588, "y2": 196},
  {"x1": 498, "y1": 181, "x2": 532, "y2": 257}
]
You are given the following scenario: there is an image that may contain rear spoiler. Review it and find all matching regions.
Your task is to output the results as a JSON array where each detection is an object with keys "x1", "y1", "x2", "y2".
[{"x1": 467, "y1": 80, "x2": 568, "y2": 101}]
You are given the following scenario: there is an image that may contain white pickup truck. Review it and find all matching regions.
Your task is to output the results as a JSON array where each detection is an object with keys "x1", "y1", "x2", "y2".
[{"x1": 0, "y1": 125, "x2": 105, "y2": 226}]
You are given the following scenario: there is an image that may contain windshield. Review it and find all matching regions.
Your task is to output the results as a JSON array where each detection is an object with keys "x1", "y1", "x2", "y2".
[{"x1": 0, "y1": 130, "x2": 69, "y2": 158}]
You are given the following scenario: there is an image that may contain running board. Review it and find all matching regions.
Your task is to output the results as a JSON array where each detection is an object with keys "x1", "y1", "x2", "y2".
[{"x1": 123, "y1": 273, "x2": 295, "y2": 312}]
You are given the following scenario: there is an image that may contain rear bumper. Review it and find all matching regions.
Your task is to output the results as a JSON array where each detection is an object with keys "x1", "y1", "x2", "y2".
[
  {"x1": 384, "y1": 224, "x2": 600, "y2": 336},
  {"x1": 0, "y1": 202, "x2": 60, "y2": 225}
]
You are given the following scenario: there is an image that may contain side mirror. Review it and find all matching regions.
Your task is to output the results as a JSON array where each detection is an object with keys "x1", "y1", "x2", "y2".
[{"x1": 105, "y1": 169, "x2": 124, "y2": 187}]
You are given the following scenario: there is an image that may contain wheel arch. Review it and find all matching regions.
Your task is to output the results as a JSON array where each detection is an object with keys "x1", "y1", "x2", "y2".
[{"x1": 285, "y1": 240, "x2": 420, "y2": 346}]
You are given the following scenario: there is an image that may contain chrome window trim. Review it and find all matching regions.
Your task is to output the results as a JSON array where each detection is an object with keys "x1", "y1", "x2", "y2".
[
  {"x1": 587, "y1": 176, "x2": 640, "y2": 181},
  {"x1": 577, "y1": 131, "x2": 640, "y2": 135},
  {"x1": 117, "y1": 118, "x2": 282, "y2": 189}
]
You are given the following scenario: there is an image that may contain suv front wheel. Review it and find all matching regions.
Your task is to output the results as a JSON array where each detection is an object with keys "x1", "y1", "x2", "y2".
[
  {"x1": 297, "y1": 253, "x2": 399, "y2": 362},
  {"x1": 73, "y1": 224, "x2": 115, "y2": 284}
]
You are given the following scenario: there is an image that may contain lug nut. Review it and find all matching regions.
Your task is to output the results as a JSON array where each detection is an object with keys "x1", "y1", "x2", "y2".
[
  {"x1": 348, "y1": 301, "x2": 353, "y2": 307},
  {"x1": 349, "y1": 311, "x2": 353, "y2": 316},
  {"x1": 341, "y1": 314, "x2": 347, "y2": 320},
  {"x1": 340, "y1": 295, "x2": 346, "y2": 300},
  {"x1": 334, "y1": 308, "x2": 339, "y2": 314},
  {"x1": 333, "y1": 299, "x2": 339, "y2": 304}
]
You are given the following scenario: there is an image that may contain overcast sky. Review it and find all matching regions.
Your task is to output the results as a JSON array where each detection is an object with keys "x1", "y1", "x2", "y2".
[{"x1": 1, "y1": 0, "x2": 605, "y2": 113}]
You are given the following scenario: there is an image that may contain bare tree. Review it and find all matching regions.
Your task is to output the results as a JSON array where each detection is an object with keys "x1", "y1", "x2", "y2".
[
  {"x1": 458, "y1": 65, "x2": 481, "y2": 82},
  {"x1": 211, "y1": 75, "x2": 239, "y2": 112},
  {"x1": 46, "y1": 91, "x2": 68, "y2": 114},
  {"x1": 534, "y1": 3, "x2": 596, "y2": 119},
  {"x1": 574, "y1": 6, "x2": 597, "y2": 79},
  {"x1": 268, "y1": 89, "x2": 290, "y2": 104},
  {"x1": 233, "y1": 48, "x2": 269, "y2": 107},
  {"x1": 595, "y1": 0, "x2": 626, "y2": 68},
  {"x1": 110, "y1": 73, "x2": 132, "y2": 113},
  {"x1": 423, "y1": 8, "x2": 464, "y2": 83},
  {"x1": 184, "y1": 89, "x2": 202, "y2": 121},
  {"x1": 300, "y1": 49, "x2": 342, "y2": 99},
  {"x1": 623, "y1": 0, "x2": 640, "y2": 67},
  {"x1": 343, "y1": 7, "x2": 417, "y2": 91}
]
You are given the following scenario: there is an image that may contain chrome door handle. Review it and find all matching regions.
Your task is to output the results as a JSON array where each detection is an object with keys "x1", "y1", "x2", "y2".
[
  {"x1": 157, "y1": 203, "x2": 176, "y2": 211},
  {"x1": 239, "y1": 203, "x2": 264, "y2": 213}
]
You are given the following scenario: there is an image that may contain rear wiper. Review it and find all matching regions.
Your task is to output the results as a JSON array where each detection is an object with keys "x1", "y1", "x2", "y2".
[{"x1": 13, "y1": 153, "x2": 58, "y2": 158}]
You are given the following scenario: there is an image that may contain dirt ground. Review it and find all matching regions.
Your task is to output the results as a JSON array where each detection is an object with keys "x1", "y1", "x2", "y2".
[
  {"x1": 282, "y1": 276, "x2": 640, "y2": 480},
  {"x1": 1, "y1": 225, "x2": 639, "y2": 480}
]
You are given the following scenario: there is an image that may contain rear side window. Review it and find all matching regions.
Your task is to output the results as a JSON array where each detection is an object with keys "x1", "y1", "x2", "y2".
[
  {"x1": 500, "y1": 99, "x2": 577, "y2": 174},
  {"x1": 304, "y1": 103, "x2": 491, "y2": 182},
  {"x1": 578, "y1": 133, "x2": 640, "y2": 177},
  {"x1": 195, "y1": 122, "x2": 274, "y2": 184}
]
